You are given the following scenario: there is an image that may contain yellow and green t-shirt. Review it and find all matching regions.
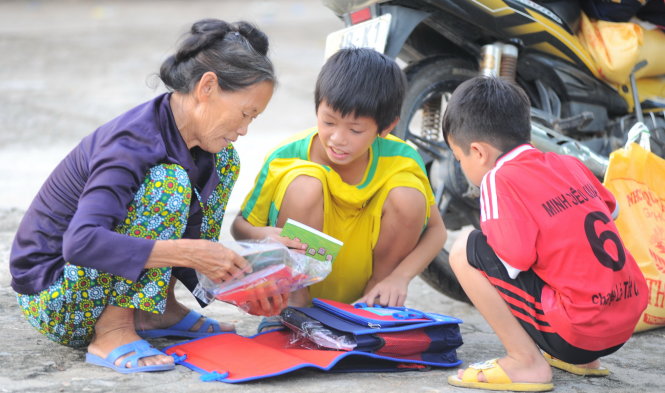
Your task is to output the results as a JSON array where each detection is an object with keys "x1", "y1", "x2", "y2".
[{"x1": 240, "y1": 128, "x2": 435, "y2": 303}]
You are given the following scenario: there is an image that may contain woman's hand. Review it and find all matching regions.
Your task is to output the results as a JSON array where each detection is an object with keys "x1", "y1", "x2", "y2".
[
  {"x1": 146, "y1": 239, "x2": 250, "y2": 282},
  {"x1": 191, "y1": 240, "x2": 253, "y2": 283},
  {"x1": 147, "y1": 238, "x2": 294, "y2": 315},
  {"x1": 356, "y1": 274, "x2": 410, "y2": 307}
]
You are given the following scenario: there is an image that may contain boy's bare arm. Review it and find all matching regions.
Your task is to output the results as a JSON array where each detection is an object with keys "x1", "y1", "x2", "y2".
[
  {"x1": 231, "y1": 213, "x2": 306, "y2": 250},
  {"x1": 359, "y1": 205, "x2": 447, "y2": 306},
  {"x1": 386, "y1": 205, "x2": 446, "y2": 285},
  {"x1": 231, "y1": 212, "x2": 279, "y2": 240}
]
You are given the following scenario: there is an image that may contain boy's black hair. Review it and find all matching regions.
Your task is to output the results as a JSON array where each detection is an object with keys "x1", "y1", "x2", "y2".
[
  {"x1": 441, "y1": 76, "x2": 531, "y2": 153},
  {"x1": 315, "y1": 48, "x2": 406, "y2": 133}
]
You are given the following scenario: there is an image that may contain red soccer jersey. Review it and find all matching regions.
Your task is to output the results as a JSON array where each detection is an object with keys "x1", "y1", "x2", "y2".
[{"x1": 480, "y1": 145, "x2": 648, "y2": 351}]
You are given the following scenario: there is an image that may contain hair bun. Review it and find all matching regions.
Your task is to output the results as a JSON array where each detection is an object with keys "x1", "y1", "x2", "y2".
[
  {"x1": 175, "y1": 19, "x2": 231, "y2": 62},
  {"x1": 160, "y1": 18, "x2": 274, "y2": 93},
  {"x1": 235, "y1": 21, "x2": 269, "y2": 56},
  {"x1": 191, "y1": 18, "x2": 230, "y2": 35}
]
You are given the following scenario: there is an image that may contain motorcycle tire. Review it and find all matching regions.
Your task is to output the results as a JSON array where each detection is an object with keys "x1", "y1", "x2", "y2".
[
  {"x1": 395, "y1": 57, "x2": 477, "y2": 304},
  {"x1": 420, "y1": 247, "x2": 470, "y2": 304}
]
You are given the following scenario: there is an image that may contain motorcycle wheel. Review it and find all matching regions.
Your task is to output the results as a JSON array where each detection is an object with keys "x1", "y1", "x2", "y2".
[
  {"x1": 420, "y1": 247, "x2": 470, "y2": 304},
  {"x1": 395, "y1": 57, "x2": 478, "y2": 304}
]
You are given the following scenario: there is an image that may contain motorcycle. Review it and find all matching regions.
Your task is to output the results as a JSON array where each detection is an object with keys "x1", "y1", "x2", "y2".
[{"x1": 322, "y1": 0, "x2": 665, "y2": 303}]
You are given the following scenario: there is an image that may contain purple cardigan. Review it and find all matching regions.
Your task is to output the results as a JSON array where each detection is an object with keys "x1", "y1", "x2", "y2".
[{"x1": 10, "y1": 93, "x2": 232, "y2": 296}]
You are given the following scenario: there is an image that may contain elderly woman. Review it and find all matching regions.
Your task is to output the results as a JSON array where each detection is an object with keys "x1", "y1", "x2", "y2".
[{"x1": 10, "y1": 19, "x2": 284, "y2": 373}]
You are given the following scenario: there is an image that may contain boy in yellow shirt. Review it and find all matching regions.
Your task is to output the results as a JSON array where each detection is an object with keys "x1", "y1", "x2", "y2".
[{"x1": 232, "y1": 48, "x2": 445, "y2": 318}]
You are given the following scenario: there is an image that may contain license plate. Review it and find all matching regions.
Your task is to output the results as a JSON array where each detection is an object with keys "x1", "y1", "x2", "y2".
[{"x1": 324, "y1": 13, "x2": 392, "y2": 59}]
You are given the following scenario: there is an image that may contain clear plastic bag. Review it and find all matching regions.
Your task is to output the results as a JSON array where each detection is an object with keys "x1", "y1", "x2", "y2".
[
  {"x1": 280, "y1": 307, "x2": 357, "y2": 351},
  {"x1": 193, "y1": 239, "x2": 332, "y2": 310}
]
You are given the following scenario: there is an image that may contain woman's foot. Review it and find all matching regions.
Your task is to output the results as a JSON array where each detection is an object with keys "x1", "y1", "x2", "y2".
[
  {"x1": 87, "y1": 305, "x2": 173, "y2": 369},
  {"x1": 135, "y1": 279, "x2": 233, "y2": 334},
  {"x1": 134, "y1": 299, "x2": 234, "y2": 334}
]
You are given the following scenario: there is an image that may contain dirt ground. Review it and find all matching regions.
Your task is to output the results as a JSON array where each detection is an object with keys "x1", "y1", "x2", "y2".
[{"x1": 0, "y1": 1, "x2": 663, "y2": 392}]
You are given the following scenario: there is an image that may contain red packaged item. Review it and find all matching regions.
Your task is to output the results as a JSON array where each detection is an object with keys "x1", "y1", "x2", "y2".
[
  {"x1": 215, "y1": 264, "x2": 294, "y2": 304},
  {"x1": 193, "y1": 240, "x2": 332, "y2": 311}
]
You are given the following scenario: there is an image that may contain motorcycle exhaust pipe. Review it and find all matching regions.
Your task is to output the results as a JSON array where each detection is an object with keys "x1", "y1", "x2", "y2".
[{"x1": 530, "y1": 122, "x2": 609, "y2": 178}]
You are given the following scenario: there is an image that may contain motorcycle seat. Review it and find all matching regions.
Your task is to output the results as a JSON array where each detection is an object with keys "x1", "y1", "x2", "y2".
[{"x1": 536, "y1": 0, "x2": 582, "y2": 33}]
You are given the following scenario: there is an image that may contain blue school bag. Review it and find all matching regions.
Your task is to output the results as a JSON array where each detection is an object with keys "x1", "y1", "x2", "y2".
[{"x1": 164, "y1": 298, "x2": 463, "y2": 383}]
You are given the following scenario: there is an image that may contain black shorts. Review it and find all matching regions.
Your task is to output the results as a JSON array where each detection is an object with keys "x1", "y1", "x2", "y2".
[{"x1": 466, "y1": 229, "x2": 623, "y2": 364}]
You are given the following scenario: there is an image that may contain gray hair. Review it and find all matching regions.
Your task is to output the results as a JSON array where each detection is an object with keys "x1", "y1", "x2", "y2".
[{"x1": 160, "y1": 19, "x2": 275, "y2": 93}]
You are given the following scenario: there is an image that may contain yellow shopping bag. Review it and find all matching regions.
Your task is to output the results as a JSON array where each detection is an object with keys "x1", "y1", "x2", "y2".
[{"x1": 603, "y1": 141, "x2": 665, "y2": 332}]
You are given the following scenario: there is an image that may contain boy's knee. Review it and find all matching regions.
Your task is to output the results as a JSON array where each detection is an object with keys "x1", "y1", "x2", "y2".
[
  {"x1": 278, "y1": 175, "x2": 325, "y2": 228},
  {"x1": 383, "y1": 187, "x2": 426, "y2": 227},
  {"x1": 449, "y1": 232, "x2": 471, "y2": 272},
  {"x1": 283, "y1": 175, "x2": 324, "y2": 209}
]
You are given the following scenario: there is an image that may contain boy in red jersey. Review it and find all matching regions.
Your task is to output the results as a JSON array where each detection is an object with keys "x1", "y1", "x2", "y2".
[{"x1": 443, "y1": 76, "x2": 648, "y2": 392}]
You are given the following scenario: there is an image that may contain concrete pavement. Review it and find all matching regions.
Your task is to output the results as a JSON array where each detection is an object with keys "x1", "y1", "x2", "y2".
[{"x1": 0, "y1": 1, "x2": 663, "y2": 392}]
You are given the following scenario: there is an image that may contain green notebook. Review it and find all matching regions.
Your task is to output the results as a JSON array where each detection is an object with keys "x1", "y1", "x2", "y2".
[{"x1": 280, "y1": 219, "x2": 343, "y2": 263}]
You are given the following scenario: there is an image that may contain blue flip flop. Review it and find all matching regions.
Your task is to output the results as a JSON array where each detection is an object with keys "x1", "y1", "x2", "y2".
[
  {"x1": 85, "y1": 339, "x2": 175, "y2": 374},
  {"x1": 257, "y1": 316, "x2": 284, "y2": 334},
  {"x1": 138, "y1": 310, "x2": 234, "y2": 339}
]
